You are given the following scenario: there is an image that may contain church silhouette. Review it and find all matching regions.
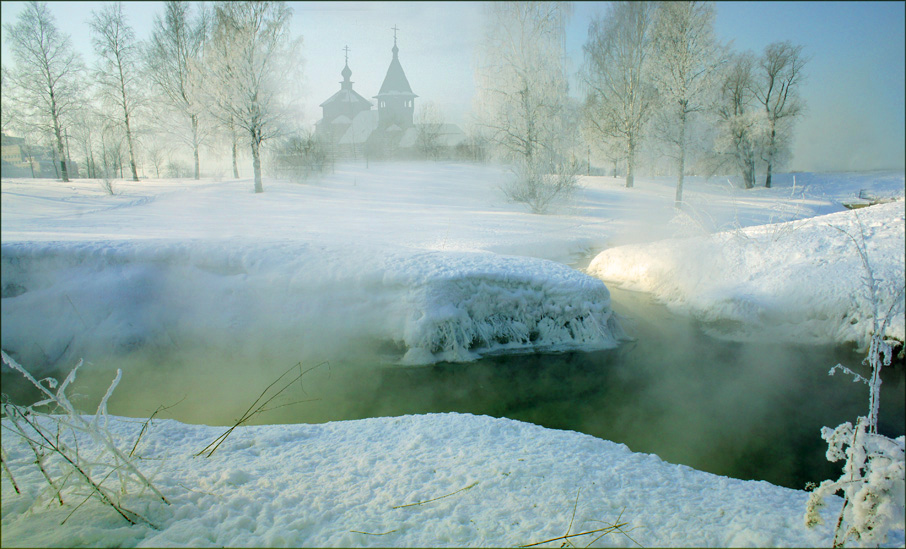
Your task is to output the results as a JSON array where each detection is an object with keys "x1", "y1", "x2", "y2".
[{"x1": 314, "y1": 29, "x2": 465, "y2": 160}]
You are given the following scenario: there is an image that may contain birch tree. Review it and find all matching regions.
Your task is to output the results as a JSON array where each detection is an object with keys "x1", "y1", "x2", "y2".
[
  {"x1": 89, "y1": 2, "x2": 143, "y2": 182},
  {"x1": 474, "y1": 1, "x2": 578, "y2": 213},
  {"x1": 205, "y1": 1, "x2": 301, "y2": 193},
  {"x1": 581, "y1": 1, "x2": 657, "y2": 189},
  {"x1": 4, "y1": 1, "x2": 85, "y2": 182},
  {"x1": 145, "y1": 0, "x2": 209, "y2": 180},
  {"x1": 753, "y1": 41, "x2": 807, "y2": 188},
  {"x1": 651, "y1": 1, "x2": 726, "y2": 207}
]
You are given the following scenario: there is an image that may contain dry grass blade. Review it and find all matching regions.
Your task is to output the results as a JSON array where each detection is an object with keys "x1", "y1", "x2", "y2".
[
  {"x1": 0, "y1": 446, "x2": 21, "y2": 494},
  {"x1": 350, "y1": 529, "x2": 399, "y2": 536},
  {"x1": 129, "y1": 396, "x2": 186, "y2": 457},
  {"x1": 392, "y1": 481, "x2": 479, "y2": 509},
  {"x1": 520, "y1": 500, "x2": 642, "y2": 549},
  {"x1": 195, "y1": 361, "x2": 327, "y2": 458}
]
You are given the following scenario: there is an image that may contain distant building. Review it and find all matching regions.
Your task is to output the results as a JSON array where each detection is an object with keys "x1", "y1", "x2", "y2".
[
  {"x1": 314, "y1": 30, "x2": 465, "y2": 160},
  {"x1": 1, "y1": 132, "x2": 79, "y2": 179}
]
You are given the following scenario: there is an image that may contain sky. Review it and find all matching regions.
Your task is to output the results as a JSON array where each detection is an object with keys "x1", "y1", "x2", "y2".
[{"x1": 1, "y1": 1, "x2": 904, "y2": 173}]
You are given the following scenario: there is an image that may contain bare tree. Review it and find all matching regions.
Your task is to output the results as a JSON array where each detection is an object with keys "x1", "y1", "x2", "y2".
[
  {"x1": 650, "y1": 0, "x2": 726, "y2": 207},
  {"x1": 145, "y1": 0, "x2": 209, "y2": 180},
  {"x1": 474, "y1": 1, "x2": 579, "y2": 213},
  {"x1": 581, "y1": 1, "x2": 657, "y2": 189},
  {"x1": 205, "y1": 1, "x2": 301, "y2": 193},
  {"x1": 710, "y1": 51, "x2": 770, "y2": 189},
  {"x1": 4, "y1": 1, "x2": 85, "y2": 182},
  {"x1": 415, "y1": 102, "x2": 445, "y2": 160},
  {"x1": 89, "y1": 2, "x2": 143, "y2": 182},
  {"x1": 753, "y1": 41, "x2": 807, "y2": 188}
]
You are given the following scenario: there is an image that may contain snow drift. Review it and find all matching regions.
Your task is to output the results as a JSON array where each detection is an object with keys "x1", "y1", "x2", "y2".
[
  {"x1": 587, "y1": 200, "x2": 906, "y2": 347},
  {"x1": 1, "y1": 239, "x2": 624, "y2": 374},
  {"x1": 0, "y1": 412, "x2": 853, "y2": 548}
]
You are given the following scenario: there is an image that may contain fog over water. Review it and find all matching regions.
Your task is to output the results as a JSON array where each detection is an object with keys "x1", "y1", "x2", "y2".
[{"x1": 4, "y1": 286, "x2": 902, "y2": 491}]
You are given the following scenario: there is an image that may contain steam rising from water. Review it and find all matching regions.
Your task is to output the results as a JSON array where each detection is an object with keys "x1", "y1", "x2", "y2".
[{"x1": 3, "y1": 287, "x2": 901, "y2": 490}]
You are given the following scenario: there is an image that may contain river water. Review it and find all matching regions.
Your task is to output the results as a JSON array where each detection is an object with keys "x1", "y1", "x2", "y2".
[{"x1": 3, "y1": 286, "x2": 903, "y2": 491}]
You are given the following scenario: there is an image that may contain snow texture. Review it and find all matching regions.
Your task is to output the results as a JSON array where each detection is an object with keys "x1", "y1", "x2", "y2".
[{"x1": 0, "y1": 412, "x2": 857, "y2": 548}]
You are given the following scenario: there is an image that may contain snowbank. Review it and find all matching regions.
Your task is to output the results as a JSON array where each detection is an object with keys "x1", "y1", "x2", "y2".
[
  {"x1": 1, "y1": 412, "x2": 853, "y2": 548},
  {"x1": 1, "y1": 239, "x2": 624, "y2": 373},
  {"x1": 588, "y1": 200, "x2": 906, "y2": 347}
]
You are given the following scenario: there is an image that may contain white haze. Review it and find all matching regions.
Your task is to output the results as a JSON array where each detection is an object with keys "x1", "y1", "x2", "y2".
[{"x1": 1, "y1": 1, "x2": 903, "y2": 172}]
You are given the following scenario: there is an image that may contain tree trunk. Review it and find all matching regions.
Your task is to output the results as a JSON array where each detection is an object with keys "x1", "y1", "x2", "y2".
[
  {"x1": 231, "y1": 138, "x2": 239, "y2": 178},
  {"x1": 251, "y1": 128, "x2": 263, "y2": 193},
  {"x1": 675, "y1": 110, "x2": 686, "y2": 208},
  {"x1": 191, "y1": 114, "x2": 200, "y2": 180},
  {"x1": 53, "y1": 121, "x2": 69, "y2": 182},
  {"x1": 626, "y1": 141, "x2": 635, "y2": 188},
  {"x1": 125, "y1": 114, "x2": 139, "y2": 181},
  {"x1": 765, "y1": 127, "x2": 776, "y2": 188}
]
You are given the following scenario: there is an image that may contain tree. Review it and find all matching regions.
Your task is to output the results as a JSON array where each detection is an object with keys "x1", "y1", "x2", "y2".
[
  {"x1": 711, "y1": 51, "x2": 769, "y2": 189},
  {"x1": 89, "y1": 2, "x2": 143, "y2": 182},
  {"x1": 650, "y1": 1, "x2": 726, "y2": 207},
  {"x1": 581, "y1": 1, "x2": 657, "y2": 189},
  {"x1": 4, "y1": 1, "x2": 85, "y2": 182},
  {"x1": 474, "y1": 1, "x2": 579, "y2": 213},
  {"x1": 753, "y1": 41, "x2": 807, "y2": 188},
  {"x1": 145, "y1": 0, "x2": 209, "y2": 180},
  {"x1": 415, "y1": 102, "x2": 445, "y2": 160},
  {"x1": 205, "y1": 1, "x2": 301, "y2": 193}
]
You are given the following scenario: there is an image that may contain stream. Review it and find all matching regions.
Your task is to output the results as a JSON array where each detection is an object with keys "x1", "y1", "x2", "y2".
[{"x1": 3, "y1": 287, "x2": 903, "y2": 491}]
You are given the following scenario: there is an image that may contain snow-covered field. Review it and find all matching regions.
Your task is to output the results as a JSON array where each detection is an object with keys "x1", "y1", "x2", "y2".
[{"x1": 2, "y1": 163, "x2": 904, "y2": 547}]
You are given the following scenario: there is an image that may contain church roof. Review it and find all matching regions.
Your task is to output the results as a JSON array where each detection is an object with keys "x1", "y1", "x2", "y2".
[
  {"x1": 375, "y1": 43, "x2": 416, "y2": 98},
  {"x1": 319, "y1": 88, "x2": 372, "y2": 108}
]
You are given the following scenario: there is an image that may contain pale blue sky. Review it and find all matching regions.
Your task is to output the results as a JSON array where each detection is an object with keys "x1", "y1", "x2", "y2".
[{"x1": 2, "y1": 1, "x2": 904, "y2": 172}]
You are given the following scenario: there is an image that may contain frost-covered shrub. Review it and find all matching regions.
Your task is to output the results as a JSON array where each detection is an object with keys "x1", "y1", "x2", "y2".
[
  {"x1": 805, "y1": 418, "x2": 905, "y2": 547},
  {"x1": 805, "y1": 219, "x2": 906, "y2": 547},
  {"x1": 505, "y1": 155, "x2": 580, "y2": 214}
]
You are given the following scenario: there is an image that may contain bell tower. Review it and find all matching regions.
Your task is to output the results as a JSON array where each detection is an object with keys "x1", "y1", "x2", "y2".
[{"x1": 374, "y1": 25, "x2": 417, "y2": 129}]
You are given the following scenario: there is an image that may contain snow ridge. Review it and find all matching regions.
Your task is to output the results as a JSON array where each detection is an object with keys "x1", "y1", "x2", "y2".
[{"x1": 0, "y1": 241, "x2": 624, "y2": 373}]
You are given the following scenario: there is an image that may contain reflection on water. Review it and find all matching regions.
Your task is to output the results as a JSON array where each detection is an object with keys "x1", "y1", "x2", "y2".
[{"x1": 2, "y1": 287, "x2": 903, "y2": 490}]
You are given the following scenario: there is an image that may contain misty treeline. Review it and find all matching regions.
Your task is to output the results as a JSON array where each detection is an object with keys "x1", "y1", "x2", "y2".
[
  {"x1": 2, "y1": 0, "x2": 303, "y2": 193},
  {"x1": 473, "y1": 0, "x2": 808, "y2": 210},
  {"x1": 2, "y1": 1, "x2": 807, "y2": 203}
]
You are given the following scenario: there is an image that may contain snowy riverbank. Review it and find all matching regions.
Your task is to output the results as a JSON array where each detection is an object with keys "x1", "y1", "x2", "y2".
[
  {"x1": 2, "y1": 164, "x2": 904, "y2": 546},
  {"x1": 587, "y1": 199, "x2": 906, "y2": 348},
  {"x1": 1, "y1": 412, "x2": 857, "y2": 548}
]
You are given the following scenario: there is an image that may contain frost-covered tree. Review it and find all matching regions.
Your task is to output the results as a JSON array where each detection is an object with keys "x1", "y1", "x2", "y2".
[
  {"x1": 415, "y1": 102, "x2": 445, "y2": 160},
  {"x1": 89, "y1": 2, "x2": 143, "y2": 182},
  {"x1": 205, "y1": 1, "x2": 302, "y2": 193},
  {"x1": 650, "y1": 1, "x2": 726, "y2": 207},
  {"x1": 4, "y1": 1, "x2": 86, "y2": 182},
  {"x1": 712, "y1": 51, "x2": 768, "y2": 189},
  {"x1": 474, "y1": 1, "x2": 579, "y2": 213},
  {"x1": 753, "y1": 41, "x2": 807, "y2": 188},
  {"x1": 145, "y1": 0, "x2": 209, "y2": 180},
  {"x1": 581, "y1": 1, "x2": 657, "y2": 189}
]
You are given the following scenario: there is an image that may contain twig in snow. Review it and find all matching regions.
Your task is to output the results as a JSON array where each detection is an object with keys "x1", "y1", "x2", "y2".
[
  {"x1": 195, "y1": 361, "x2": 327, "y2": 458},
  {"x1": 391, "y1": 481, "x2": 479, "y2": 509},
  {"x1": 350, "y1": 529, "x2": 399, "y2": 536},
  {"x1": 129, "y1": 395, "x2": 187, "y2": 457},
  {"x1": 0, "y1": 446, "x2": 21, "y2": 494}
]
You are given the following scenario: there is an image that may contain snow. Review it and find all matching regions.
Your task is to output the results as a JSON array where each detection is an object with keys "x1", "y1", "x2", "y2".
[
  {"x1": 2, "y1": 163, "x2": 905, "y2": 546},
  {"x1": 1, "y1": 413, "x2": 850, "y2": 547},
  {"x1": 587, "y1": 198, "x2": 905, "y2": 347}
]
